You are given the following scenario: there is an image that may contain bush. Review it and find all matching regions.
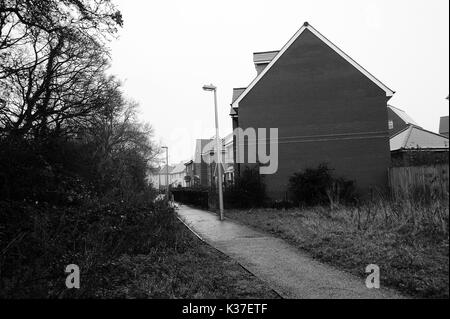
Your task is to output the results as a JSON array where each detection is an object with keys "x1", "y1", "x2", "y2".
[
  {"x1": 172, "y1": 188, "x2": 209, "y2": 209},
  {"x1": 288, "y1": 164, "x2": 357, "y2": 207},
  {"x1": 0, "y1": 130, "x2": 162, "y2": 298},
  {"x1": 269, "y1": 200, "x2": 296, "y2": 210},
  {"x1": 0, "y1": 199, "x2": 178, "y2": 298},
  {"x1": 224, "y1": 167, "x2": 267, "y2": 209}
]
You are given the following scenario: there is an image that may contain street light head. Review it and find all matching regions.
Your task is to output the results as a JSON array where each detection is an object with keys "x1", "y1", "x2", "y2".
[
  {"x1": 161, "y1": 146, "x2": 168, "y2": 149},
  {"x1": 202, "y1": 84, "x2": 217, "y2": 92}
]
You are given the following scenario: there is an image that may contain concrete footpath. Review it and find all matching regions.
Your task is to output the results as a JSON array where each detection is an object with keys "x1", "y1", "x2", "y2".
[{"x1": 177, "y1": 205, "x2": 405, "y2": 299}]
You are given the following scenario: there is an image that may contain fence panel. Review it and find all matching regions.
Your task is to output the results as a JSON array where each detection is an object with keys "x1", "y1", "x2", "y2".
[{"x1": 389, "y1": 165, "x2": 449, "y2": 200}]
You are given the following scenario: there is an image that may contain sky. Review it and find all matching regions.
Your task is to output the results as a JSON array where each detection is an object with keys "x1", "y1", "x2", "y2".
[{"x1": 109, "y1": 0, "x2": 449, "y2": 165}]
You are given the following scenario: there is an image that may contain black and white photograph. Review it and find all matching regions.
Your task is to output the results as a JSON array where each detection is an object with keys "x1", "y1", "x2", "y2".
[{"x1": 0, "y1": 0, "x2": 448, "y2": 310}]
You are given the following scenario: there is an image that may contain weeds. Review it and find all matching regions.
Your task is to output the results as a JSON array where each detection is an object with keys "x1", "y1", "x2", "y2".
[{"x1": 227, "y1": 197, "x2": 449, "y2": 298}]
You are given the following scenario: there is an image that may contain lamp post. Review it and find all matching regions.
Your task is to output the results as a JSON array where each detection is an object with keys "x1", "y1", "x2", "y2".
[
  {"x1": 203, "y1": 84, "x2": 224, "y2": 221},
  {"x1": 161, "y1": 146, "x2": 170, "y2": 203}
]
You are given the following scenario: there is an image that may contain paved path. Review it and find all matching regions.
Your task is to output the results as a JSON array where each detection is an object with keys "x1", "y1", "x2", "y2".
[{"x1": 177, "y1": 205, "x2": 405, "y2": 299}]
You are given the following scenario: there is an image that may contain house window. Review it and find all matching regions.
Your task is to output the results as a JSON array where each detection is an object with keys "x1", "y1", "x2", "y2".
[{"x1": 388, "y1": 120, "x2": 394, "y2": 130}]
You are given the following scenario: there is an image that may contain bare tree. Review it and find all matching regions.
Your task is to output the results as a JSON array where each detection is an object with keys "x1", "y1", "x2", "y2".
[
  {"x1": 0, "y1": 0, "x2": 122, "y2": 137},
  {"x1": 77, "y1": 77, "x2": 159, "y2": 194}
]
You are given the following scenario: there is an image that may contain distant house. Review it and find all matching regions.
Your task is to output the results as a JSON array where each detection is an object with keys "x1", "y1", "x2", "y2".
[
  {"x1": 171, "y1": 162, "x2": 188, "y2": 188},
  {"x1": 439, "y1": 116, "x2": 449, "y2": 138},
  {"x1": 230, "y1": 22, "x2": 394, "y2": 200},
  {"x1": 186, "y1": 136, "x2": 235, "y2": 189},
  {"x1": 148, "y1": 162, "x2": 188, "y2": 189},
  {"x1": 184, "y1": 160, "x2": 196, "y2": 187},
  {"x1": 390, "y1": 125, "x2": 449, "y2": 167},
  {"x1": 192, "y1": 139, "x2": 214, "y2": 187},
  {"x1": 148, "y1": 165, "x2": 175, "y2": 189},
  {"x1": 387, "y1": 105, "x2": 420, "y2": 137},
  {"x1": 223, "y1": 133, "x2": 235, "y2": 184},
  {"x1": 201, "y1": 136, "x2": 233, "y2": 188}
]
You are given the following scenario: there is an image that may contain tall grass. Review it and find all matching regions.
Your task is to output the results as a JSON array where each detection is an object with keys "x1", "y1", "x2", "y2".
[
  {"x1": 342, "y1": 198, "x2": 449, "y2": 239},
  {"x1": 227, "y1": 196, "x2": 449, "y2": 298}
]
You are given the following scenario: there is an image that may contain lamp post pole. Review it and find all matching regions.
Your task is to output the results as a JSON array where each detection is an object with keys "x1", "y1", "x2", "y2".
[{"x1": 203, "y1": 84, "x2": 224, "y2": 221}]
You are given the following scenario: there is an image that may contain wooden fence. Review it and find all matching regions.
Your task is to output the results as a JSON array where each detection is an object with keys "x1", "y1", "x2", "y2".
[{"x1": 388, "y1": 164, "x2": 449, "y2": 200}]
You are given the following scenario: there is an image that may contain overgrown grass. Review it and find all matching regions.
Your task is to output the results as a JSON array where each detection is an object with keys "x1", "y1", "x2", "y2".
[
  {"x1": 226, "y1": 199, "x2": 449, "y2": 299},
  {"x1": 95, "y1": 223, "x2": 279, "y2": 299},
  {"x1": 0, "y1": 198, "x2": 168, "y2": 298},
  {"x1": 0, "y1": 199, "x2": 278, "y2": 299}
]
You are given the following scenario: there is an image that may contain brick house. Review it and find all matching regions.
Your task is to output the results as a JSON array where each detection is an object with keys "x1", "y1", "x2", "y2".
[
  {"x1": 230, "y1": 22, "x2": 395, "y2": 200},
  {"x1": 184, "y1": 160, "x2": 196, "y2": 187},
  {"x1": 184, "y1": 139, "x2": 214, "y2": 188},
  {"x1": 185, "y1": 136, "x2": 234, "y2": 189}
]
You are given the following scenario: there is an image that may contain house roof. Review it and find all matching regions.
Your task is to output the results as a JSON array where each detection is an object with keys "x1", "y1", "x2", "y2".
[
  {"x1": 232, "y1": 88, "x2": 247, "y2": 104},
  {"x1": 171, "y1": 162, "x2": 187, "y2": 174},
  {"x1": 388, "y1": 105, "x2": 420, "y2": 127},
  {"x1": 232, "y1": 22, "x2": 395, "y2": 109},
  {"x1": 253, "y1": 51, "x2": 279, "y2": 64},
  {"x1": 390, "y1": 125, "x2": 449, "y2": 151},
  {"x1": 157, "y1": 165, "x2": 175, "y2": 175}
]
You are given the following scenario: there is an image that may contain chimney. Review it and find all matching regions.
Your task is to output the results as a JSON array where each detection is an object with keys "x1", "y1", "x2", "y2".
[{"x1": 253, "y1": 51, "x2": 279, "y2": 75}]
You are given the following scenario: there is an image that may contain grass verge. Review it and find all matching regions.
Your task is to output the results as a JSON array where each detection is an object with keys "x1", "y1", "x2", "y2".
[
  {"x1": 1, "y1": 200, "x2": 278, "y2": 299},
  {"x1": 226, "y1": 200, "x2": 449, "y2": 299},
  {"x1": 94, "y1": 219, "x2": 279, "y2": 299}
]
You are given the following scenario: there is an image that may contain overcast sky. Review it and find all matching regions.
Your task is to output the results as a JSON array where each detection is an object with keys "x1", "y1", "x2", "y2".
[{"x1": 109, "y1": 0, "x2": 449, "y2": 164}]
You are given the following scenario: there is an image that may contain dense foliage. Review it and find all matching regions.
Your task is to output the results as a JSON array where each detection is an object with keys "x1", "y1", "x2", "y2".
[
  {"x1": 288, "y1": 164, "x2": 357, "y2": 207},
  {"x1": 0, "y1": 0, "x2": 167, "y2": 298},
  {"x1": 224, "y1": 166, "x2": 267, "y2": 209},
  {"x1": 172, "y1": 188, "x2": 209, "y2": 209}
]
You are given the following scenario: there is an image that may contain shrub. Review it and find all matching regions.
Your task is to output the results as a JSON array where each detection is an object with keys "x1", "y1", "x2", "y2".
[
  {"x1": 269, "y1": 200, "x2": 296, "y2": 210},
  {"x1": 289, "y1": 164, "x2": 357, "y2": 207},
  {"x1": 172, "y1": 188, "x2": 209, "y2": 209},
  {"x1": 0, "y1": 198, "x2": 178, "y2": 298},
  {"x1": 0, "y1": 130, "x2": 162, "y2": 298},
  {"x1": 224, "y1": 167, "x2": 267, "y2": 209}
]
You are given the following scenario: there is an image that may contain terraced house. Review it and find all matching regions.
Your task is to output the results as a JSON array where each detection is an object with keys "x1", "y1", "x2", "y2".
[{"x1": 230, "y1": 22, "x2": 395, "y2": 200}]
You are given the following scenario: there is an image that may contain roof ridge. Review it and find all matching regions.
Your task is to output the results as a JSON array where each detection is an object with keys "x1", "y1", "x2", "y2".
[
  {"x1": 388, "y1": 105, "x2": 420, "y2": 126},
  {"x1": 390, "y1": 124, "x2": 411, "y2": 139},
  {"x1": 388, "y1": 104, "x2": 403, "y2": 111},
  {"x1": 232, "y1": 22, "x2": 395, "y2": 108},
  {"x1": 253, "y1": 50, "x2": 280, "y2": 54},
  {"x1": 308, "y1": 23, "x2": 395, "y2": 96},
  {"x1": 410, "y1": 125, "x2": 450, "y2": 139},
  {"x1": 404, "y1": 125, "x2": 414, "y2": 147}
]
